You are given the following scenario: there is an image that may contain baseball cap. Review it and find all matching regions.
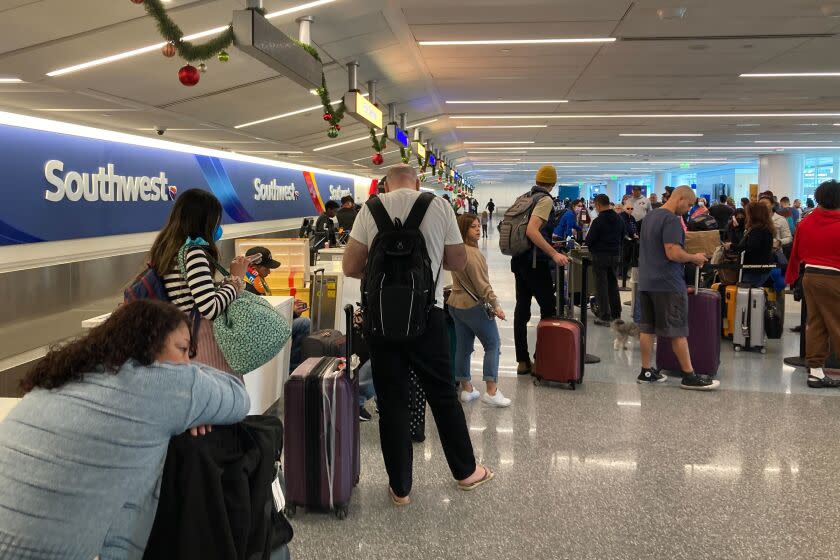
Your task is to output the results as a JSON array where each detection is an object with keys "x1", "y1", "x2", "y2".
[{"x1": 245, "y1": 246, "x2": 281, "y2": 268}]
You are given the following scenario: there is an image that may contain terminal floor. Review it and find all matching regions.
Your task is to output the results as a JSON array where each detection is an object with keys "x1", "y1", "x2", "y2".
[{"x1": 284, "y1": 237, "x2": 840, "y2": 560}]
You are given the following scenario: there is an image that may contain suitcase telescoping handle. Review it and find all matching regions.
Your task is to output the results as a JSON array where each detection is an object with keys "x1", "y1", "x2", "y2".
[
  {"x1": 343, "y1": 304, "x2": 353, "y2": 365},
  {"x1": 311, "y1": 268, "x2": 326, "y2": 331}
]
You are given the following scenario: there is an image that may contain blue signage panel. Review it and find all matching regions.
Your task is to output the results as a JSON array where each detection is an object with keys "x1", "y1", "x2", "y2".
[
  {"x1": 0, "y1": 123, "x2": 356, "y2": 245},
  {"x1": 427, "y1": 152, "x2": 437, "y2": 168}
]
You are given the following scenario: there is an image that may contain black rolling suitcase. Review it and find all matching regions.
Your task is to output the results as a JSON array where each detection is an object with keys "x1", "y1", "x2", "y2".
[{"x1": 301, "y1": 268, "x2": 345, "y2": 360}]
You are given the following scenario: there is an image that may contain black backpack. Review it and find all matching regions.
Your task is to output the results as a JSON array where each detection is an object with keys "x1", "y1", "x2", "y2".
[{"x1": 362, "y1": 192, "x2": 440, "y2": 341}]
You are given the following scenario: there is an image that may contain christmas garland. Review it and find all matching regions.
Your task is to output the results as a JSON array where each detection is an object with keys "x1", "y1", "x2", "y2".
[
  {"x1": 294, "y1": 39, "x2": 347, "y2": 136},
  {"x1": 143, "y1": 0, "x2": 235, "y2": 62},
  {"x1": 399, "y1": 146, "x2": 411, "y2": 164},
  {"x1": 370, "y1": 128, "x2": 387, "y2": 153}
]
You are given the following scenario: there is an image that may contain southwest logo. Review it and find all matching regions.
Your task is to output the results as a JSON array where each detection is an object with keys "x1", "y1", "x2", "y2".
[{"x1": 168, "y1": 186, "x2": 178, "y2": 199}]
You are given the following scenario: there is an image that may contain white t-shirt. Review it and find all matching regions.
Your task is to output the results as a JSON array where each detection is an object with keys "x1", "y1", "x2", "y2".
[
  {"x1": 631, "y1": 195, "x2": 651, "y2": 221},
  {"x1": 350, "y1": 189, "x2": 462, "y2": 308}
]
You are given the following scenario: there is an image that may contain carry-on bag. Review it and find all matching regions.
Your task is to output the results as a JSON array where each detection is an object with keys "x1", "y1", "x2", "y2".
[
  {"x1": 732, "y1": 261, "x2": 777, "y2": 353},
  {"x1": 532, "y1": 258, "x2": 585, "y2": 389},
  {"x1": 301, "y1": 268, "x2": 345, "y2": 361},
  {"x1": 284, "y1": 305, "x2": 358, "y2": 520},
  {"x1": 656, "y1": 267, "x2": 721, "y2": 376},
  {"x1": 711, "y1": 282, "x2": 738, "y2": 338}
]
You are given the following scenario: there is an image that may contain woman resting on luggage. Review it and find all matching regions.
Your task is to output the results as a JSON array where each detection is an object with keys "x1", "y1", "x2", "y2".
[
  {"x1": 725, "y1": 202, "x2": 775, "y2": 288},
  {"x1": 786, "y1": 180, "x2": 840, "y2": 388},
  {"x1": 0, "y1": 300, "x2": 250, "y2": 559},
  {"x1": 448, "y1": 213, "x2": 511, "y2": 407}
]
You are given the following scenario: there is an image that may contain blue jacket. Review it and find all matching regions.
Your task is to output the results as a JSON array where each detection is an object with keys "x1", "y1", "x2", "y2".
[{"x1": 553, "y1": 209, "x2": 582, "y2": 240}]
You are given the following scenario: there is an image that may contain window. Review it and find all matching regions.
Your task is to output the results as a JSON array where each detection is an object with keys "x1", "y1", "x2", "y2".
[{"x1": 802, "y1": 157, "x2": 835, "y2": 200}]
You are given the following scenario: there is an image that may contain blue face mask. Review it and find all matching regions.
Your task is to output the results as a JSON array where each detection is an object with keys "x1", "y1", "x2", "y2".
[{"x1": 213, "y1": 225, "x2": 223, "y2": 242}]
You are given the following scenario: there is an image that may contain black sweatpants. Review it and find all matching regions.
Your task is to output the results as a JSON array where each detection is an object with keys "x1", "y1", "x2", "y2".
[
  {"x1": 367, "y1": 308, "x2": 476, "y2": 497},
  {"x1": 512, "y1": 258, "x2": 556, "y2": 363},
  {"x1": 592, "y1": 254, "x2": 622, "y2": 321}
]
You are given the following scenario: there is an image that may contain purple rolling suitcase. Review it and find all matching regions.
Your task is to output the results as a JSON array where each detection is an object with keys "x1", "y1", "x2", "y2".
[
  {"x1": 656, "y1": 269, "x2": 721, "y2": 376},
  {"x1": 284, "y1": 305, "x2": 359, "y2": 520}
]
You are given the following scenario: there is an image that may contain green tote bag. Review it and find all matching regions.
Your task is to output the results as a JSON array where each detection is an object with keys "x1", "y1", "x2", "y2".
[{"x1": 178, "y1": 242, "x2": 291, "y2": 375}]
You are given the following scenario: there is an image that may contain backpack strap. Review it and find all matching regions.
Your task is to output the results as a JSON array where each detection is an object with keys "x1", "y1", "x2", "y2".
[
  {"x1": 404, "y1": 192, "x2": 436, "y2": 230},
  {"x1": 366, "y1": 196, "x2": 394, "y2": 232}
]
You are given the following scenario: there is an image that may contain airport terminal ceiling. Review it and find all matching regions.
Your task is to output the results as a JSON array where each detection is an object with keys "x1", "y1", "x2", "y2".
[{"x1": 1, "y1": 0, "x2": 840, "y2": 185}]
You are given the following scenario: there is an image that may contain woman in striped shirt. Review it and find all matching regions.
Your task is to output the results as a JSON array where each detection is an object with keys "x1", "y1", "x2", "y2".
[{"x1": 149, "y1": 189, "x2": 249, "y2": 371}]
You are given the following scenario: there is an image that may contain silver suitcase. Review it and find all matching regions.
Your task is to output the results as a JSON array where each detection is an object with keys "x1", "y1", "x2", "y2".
[{"x1": 734, "y1": 286, "x2": 766, "y2": 353}]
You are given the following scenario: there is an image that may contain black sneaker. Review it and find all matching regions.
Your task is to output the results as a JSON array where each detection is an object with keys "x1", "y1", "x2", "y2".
[
  {"x1": 680, "y1": 372, "x2": 720, "y2": 391},
  {"x1": 807, "y1": 375, "x2": 840, "y2": 388},
  {"x1": 637, "y1": 368, "x2": 668, "y2": 384},
  {"x1": 594, "y1": 319, "x2": 611, "y2": 327},
  {"x1": 359, "y1": 407, "x2": 372, "y2": 422}
]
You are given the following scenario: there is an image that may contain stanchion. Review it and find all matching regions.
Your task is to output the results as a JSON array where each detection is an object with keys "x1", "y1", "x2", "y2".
[{"x1": 570, "y1": 254, "x2": 601, "y2": 364}]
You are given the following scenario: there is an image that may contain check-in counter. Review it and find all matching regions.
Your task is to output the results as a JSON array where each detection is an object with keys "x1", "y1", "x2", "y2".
[
  {"x1": 316, "y1": 247, "x2": 345, "y2": 262},
  {"x1": 82, "y1": 296, "x2": 294, "y2": 415}
]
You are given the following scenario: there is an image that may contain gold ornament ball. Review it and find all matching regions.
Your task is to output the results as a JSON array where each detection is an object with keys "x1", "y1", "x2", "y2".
[
  {"x1": 198, "y1": 63, "x2": 207, "y2": 74},
  {"x1": 161, "y1": 42, "x2": 176, "y2": 58}
]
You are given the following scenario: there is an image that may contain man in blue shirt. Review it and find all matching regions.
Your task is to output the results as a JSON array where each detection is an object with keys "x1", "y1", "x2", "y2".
[{"x1": 637, "y1": 186, "x2": 719, "y2": 390}]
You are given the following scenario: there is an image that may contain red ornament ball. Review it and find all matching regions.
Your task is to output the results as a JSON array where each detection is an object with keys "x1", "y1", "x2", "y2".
[
  {"x1": 161, "y1": 42, "x2": 176, "y2": 58},
  {"x1": 130, "y1": 0, "x2": 144, "y2": 4},
  {"x1": 323, "y1": 113, "x2": 332, "y2": 121},
  {"x1": 334, "y1": 124, "x2": 341, "y2": 131},
  {"x1": 178, "y1": 64, "x2": 200, "y2": 87},
  {"x1": 371, "y1": 153, "x2": 384, "y2": 166}
]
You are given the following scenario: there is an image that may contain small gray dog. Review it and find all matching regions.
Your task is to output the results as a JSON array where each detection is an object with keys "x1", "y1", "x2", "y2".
[{"x1": 611, "y1": 319, "x2": 640, "y2": 350}]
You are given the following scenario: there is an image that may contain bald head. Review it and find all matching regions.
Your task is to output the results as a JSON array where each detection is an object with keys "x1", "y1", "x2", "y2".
[
  {"x1": 663, "y1": 185, "x2": 696, "y2": 215},
  {"x1": 385, "y1": 164, "x2": 419, "y2": 192}
]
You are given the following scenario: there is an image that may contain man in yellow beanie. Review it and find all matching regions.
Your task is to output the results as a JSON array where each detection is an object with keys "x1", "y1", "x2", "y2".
[{"x1": 511, "y1": 165, "x2": 569, "y2": 375}]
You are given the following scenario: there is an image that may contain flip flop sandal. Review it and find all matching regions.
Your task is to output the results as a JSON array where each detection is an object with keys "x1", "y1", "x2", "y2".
[
  {"x1": 457, "y1": 465, "x2": 495, "y2": 491},
  {"x1": 388, "y1": 487, "x2": 411, "y2": 506}
]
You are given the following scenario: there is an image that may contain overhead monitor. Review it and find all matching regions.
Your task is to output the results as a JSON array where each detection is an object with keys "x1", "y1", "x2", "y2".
[
  {"x1": 414, "y1": 142, "x2": 426, "y2": 159},
  {"x1": 342, "y1": 91, "x2": 383, "y2": 129},
  {"x1": 386, "y1": 124, "x2": 409, "y2": 148},
  {"x1": 427, "y1": 152, "x2": 437, "y2": 168}
]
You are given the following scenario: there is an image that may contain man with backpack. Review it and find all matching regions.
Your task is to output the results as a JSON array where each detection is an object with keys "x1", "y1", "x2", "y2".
[
  {"x1": 342, "y1": 164, "x2": 493, "y2": 505},
  {"x1": 499, "y1": 166, "x2": 569, "y2": 376}
]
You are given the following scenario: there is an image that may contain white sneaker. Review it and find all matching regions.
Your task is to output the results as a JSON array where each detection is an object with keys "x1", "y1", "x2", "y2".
[
  {"x1": 460, "y1": 389, "x2": 480, "y2": 403},
  {"x1": 481, "y1": 391, "x2": 512, "y2": 408}
]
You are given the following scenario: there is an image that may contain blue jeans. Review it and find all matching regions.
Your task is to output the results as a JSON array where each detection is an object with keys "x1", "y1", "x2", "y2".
[
  {"x1": 449, "y1": 304, "x2": 501, "y2": 383},
  {"x1": 289, "y1": 316, "x2": 311, "y2": 371},
  {"x1": 358, "y1": 360, "x2": 376, "y2": 407}
]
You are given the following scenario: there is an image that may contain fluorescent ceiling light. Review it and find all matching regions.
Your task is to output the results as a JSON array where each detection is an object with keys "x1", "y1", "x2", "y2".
[
  {"x1": 457, "y1": 125, "x2": 547, "y2": 129},
  {"x1": 464, "y1": 141, "x2": 534, "y2": 145},
  {"x1": 447, "y1": 100, "x2": 567, "y2": 104},
  {"x1": 741, "y1": 72, "x2": 840, "y2": 78},
  {"x1": 47, "y1": 0, "x2": 338, "y2": 77},
  {"x1": 620, "y1": 133, "x2": 704, "y2": 137},
  {"x1": 235, "y1": 150, "x2": 305, "y2": 154},
  {"x1": 754, "y1": 140, "x2": 833, "y2": 143},
  {"x1": 0, "y1": 110, "x2": 372, "y2": 182},
  {"x1": 419, "y1": 38, "x2": 616, "y2": 46},
  {"x1": 408, "y1": 118, "x2": 439, "y2": 127},
  {"x1": 236, "y1": 96, "x2": 366, "y2": 129},
  {"x1": 0, "y1": 78, "x2": 24, "y2": 83},
  {"x1": 450, "y1": 113, "x2": 840, "y2": 120}
]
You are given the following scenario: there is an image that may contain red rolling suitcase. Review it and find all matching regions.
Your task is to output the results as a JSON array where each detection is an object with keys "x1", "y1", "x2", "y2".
[
  {"x1": 533, "y1": 259, "x2": 586, "y2": 389},
  {"x1": 284, "y1": 305, "x2": 359, "y2": 520},
  {"x1": 656, "y1": 268, "x2": 721, "y2": 376}
]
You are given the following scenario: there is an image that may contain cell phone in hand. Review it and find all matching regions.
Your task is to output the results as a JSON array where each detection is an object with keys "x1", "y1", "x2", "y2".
[{"x1": 246, "y1": 253, "x2": 263, "y2": 264}]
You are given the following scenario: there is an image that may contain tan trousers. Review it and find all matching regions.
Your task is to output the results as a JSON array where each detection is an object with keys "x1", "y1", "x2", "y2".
[{"x1": 803, "y1": 272, "x2": 840, "y2": 368}]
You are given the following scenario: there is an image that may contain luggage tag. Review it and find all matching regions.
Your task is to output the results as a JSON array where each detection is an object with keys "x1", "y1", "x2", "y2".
[{"x1": 271, "y1": 471, "x2": 286, "y2": 512}]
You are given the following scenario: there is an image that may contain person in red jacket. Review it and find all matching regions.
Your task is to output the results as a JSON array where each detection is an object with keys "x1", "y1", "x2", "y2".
[{"x1": 786, "y1": 180, "x2": 840, "y2": 388}]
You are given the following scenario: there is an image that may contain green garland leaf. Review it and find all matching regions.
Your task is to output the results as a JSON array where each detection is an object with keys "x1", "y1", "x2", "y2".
[
  {"x1": 143, "y1": 0, "x2": 234, "y2": 62},
  {"x1": 369, "y1": 128, "x2": 388, "y2": 152}
]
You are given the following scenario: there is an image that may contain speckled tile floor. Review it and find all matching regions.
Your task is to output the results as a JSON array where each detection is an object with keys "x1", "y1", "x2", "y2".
[{"x1": 284, "y1": 237, "x2": 840, "y2": 560}]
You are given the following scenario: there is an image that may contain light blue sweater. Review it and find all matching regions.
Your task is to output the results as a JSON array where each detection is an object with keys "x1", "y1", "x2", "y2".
[{"x1": 0, "y1": 360, "x2": 250, "y2": 560}]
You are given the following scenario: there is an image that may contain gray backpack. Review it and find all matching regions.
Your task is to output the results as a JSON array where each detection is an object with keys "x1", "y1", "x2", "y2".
[{"x1": 498, "y1": 190, "x2": 551, "y2": 256}]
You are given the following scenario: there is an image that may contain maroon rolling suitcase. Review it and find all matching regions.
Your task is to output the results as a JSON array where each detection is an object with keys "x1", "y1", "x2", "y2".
[
  {"x1": 533, "y1": 259, "x2": 586, "y2": 389},
  {"x1": 656, "y1": 268, "x2": 721, "y2": 376},
  {"x1": 284, "y1": 305, "x2": 359, "y2": 520}
]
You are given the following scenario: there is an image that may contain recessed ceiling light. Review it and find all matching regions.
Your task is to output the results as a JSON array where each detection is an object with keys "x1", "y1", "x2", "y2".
[
  {"x1": 418, "y1": 38, "x2": 616, "y2": 46},
  {"x1": 657, "y1": 7, "x2": 687, "y2": 20},
  {"x1": 741, "y1": 72, "x2": 840, "y2": 78},
  {"x1": 236, "y1": 94, "x2": 369, "y2": 129},
  {"x1": 0, "y1": 77, "x2": 24, "y2": 83},
  {"x1": 463, "y1": 141, "x2": 535, "y2": 145},
  {"x1": 446, "y1": 100, "x2": 568, "y2": 104},
  {"x1": 619, "y1": 133, "x2": 704, "y2": 137},
  {"x1": 46, "y1": 0, "x2": 339, "y2": 77},
  {"x1": 457, "y1": 125, "x2": 548, "y2": 129},
  {"x1": 450, "y1": 113, "x2": 840, "y2": 120}
]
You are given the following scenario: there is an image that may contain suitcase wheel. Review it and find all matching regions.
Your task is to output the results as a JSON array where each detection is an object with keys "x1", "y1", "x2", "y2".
[
  {"x1": 284, "y1": 505, "x2": 297, "y2": 518},
  {"x1": 760, "y1": 347, "x2": 767, "y2": 354},
  {"x1": 533, "y1": 377, "x2": 542, "y2": 386},
  {"x1": 335, "y1": 506, "x2": 348, "y2": 520},
  {"x1": 734, "y1": 345, "x2": 742, "y2": 352},
  {"x1": 569, "y1": 381, "x2": 576, "y2": 391}
]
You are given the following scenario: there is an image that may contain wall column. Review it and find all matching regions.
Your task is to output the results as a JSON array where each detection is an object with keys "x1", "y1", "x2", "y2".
[
  {"x1": 758, "y1": 154, "x2": 801, "y2": 199},
  {"x1": 654, "y1": 172, "x2": 671, "y2": 194}
]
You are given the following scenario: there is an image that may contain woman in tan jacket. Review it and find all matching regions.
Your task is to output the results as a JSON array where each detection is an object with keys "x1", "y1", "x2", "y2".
[{"x1": 449, "y1": 214, "x2": 511, "y2": 407}]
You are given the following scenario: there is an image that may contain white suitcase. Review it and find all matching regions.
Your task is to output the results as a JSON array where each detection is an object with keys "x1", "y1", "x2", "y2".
[{"x1": 734, "y1": 286, "x2": 766, "y2": 353}]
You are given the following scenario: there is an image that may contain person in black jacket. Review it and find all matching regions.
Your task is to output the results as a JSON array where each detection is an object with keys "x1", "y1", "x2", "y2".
[
  {"x1": 709, "y1": 195, "x2": 735, "y2": 233},
  {"x1": 314, "y1": 200, "x2": 339, "y2": 247},
  {"x1": 726, "y1": 202, "x2": 775, "y2": 288},
  {"x1": 335, "y1": 195, "x2": 358, "y2": 231},
  {"x1": 619, "y1": 201, "x2": 639, "y2": 279},
  {"x1": 586, "y1": 194, "x2": 626, "y2": 326}
]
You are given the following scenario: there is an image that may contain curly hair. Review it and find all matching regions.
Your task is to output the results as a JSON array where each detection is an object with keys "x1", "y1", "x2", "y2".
[{"x1": 20, "y1": 300, "x2": 189, "y2": 394}]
